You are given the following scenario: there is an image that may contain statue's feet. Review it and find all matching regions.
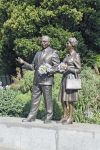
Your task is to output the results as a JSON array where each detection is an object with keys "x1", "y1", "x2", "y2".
[
  {"x1": 22, "y1": 118, "x2": 35, "y2": 122},
  {"x1": 57, "y1": 117, "x2": 68, "y2": 123},
  {"x1": 44, "y1": 118, "x2": 52, "y2": 124},
  {"x1": 62, "y1": 117, "x2": 73, "y2": 125},
  {"x1": 44, "y1": 113, "x2": 52, "y2": 124},
  {"x1": 22, "y1": 115, "x2": 36, "y2": 122}
]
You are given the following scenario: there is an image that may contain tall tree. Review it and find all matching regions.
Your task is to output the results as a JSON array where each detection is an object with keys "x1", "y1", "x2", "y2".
[{"x1": 0, "y1": 0, "x2": 99, "y2": 74}]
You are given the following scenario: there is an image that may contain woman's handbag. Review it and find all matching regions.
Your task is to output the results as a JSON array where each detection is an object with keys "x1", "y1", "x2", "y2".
[{"x1": 66, "y1": 73, "x2": 81, "y2": 90}]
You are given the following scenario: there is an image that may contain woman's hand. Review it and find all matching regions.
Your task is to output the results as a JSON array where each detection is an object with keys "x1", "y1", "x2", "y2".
[
  {"x1": 16, "y1": 57, "x2": 25, "y2": 64},
  {"x1": 61, "y1": 63, "x2": 68, "y2": 70},
  {"x1": 58, "y1": 63, "x2": 68, "y2": 72}
]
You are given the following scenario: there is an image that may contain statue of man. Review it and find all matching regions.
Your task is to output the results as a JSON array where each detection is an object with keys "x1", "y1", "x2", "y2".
[{"x1": 17, "y1": 35, "x2": 60, "y2": 123}]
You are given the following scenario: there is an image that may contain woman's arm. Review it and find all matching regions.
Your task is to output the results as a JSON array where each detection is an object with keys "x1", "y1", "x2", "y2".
[{"x1": 66, "y1": 53, "x2": 81, "y2": 74}]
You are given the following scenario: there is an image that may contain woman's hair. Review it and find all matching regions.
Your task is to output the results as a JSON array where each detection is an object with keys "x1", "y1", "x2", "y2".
[{"x1": 68, "y1": 37, "x2": 78, "y2": 48}]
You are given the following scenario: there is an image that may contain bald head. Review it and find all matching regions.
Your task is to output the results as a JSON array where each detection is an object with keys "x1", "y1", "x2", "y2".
[
  {"x1": 41, "y1": 35, "x2": 50, "y2": 48},
  {"x1": 42, "y1": 36, "x2": 50, "y2": 41}
]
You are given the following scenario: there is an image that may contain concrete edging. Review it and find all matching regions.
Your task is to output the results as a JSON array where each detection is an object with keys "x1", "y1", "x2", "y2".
[{"x1": 0, "y1": 117, "x2": 100, "y2": 150}]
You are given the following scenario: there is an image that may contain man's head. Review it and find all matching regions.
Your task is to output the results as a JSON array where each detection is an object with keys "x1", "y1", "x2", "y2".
[{"x1": 41, "y1": 35, "x2": 50, "y2": 49}]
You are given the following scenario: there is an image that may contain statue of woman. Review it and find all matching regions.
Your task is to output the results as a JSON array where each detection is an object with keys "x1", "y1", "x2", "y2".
[{"x1": 59, "y1": 37, "x2": 81, "y2": 124}]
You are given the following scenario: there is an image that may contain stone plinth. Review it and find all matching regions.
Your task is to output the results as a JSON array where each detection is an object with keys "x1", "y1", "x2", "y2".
[{"x1": 0, "y1": 117, "x2": 100, "y2": 150}]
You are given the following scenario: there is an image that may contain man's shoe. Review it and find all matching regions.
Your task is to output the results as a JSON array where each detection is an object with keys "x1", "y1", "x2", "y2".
[
  {"x1": 22, "y1": 115, "x2": 36, "y2": 122},
  {"x1": 22, "y1": 118, "x2": 35, "y2": 122},
  {"x1": 43, "y1": 113, "x2": 53, "y2": 124},
  {"x1": 44, "y1": 119, "x2": 52, "y2": 124}
]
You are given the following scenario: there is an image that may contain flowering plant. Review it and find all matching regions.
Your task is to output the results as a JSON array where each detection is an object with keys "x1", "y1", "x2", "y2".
[
  {"x1": 58, "y1": 62, "x2": 67, "y2": 72},
  {"x1": 38, "y1": 63, "x2": 53, "y2": 75}
]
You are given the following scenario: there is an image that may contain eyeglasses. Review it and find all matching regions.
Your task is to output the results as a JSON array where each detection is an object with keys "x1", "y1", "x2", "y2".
[
  {"x1": 42, "y1": 40, "x2": 48, "y2": 42},
  {"x1": 66, "y1": 41, "x2": 72, "y2": 44}
]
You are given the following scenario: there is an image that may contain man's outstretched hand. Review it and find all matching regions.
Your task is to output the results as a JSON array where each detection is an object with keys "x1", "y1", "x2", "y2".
[{"x1": 16, "y1": 57, "x2": 25, "y2": 64}]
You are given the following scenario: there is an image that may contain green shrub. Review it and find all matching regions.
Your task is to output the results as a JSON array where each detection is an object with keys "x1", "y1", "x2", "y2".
[
  {"x1": 0, "y1": 89, "x2": 31, "y2": 117},
  {"x1": 75, "y1": 67, "x2": 100, "y2": 124},
  {"x1": 15, "y1": 91, "x2": 31, "y2": 117},
  {"x1": 20, "y1": 70, "x2": 33, "y2": 93},
  {"x1": 52, "y1": 73, "x2": 63, "y2": 120},
  {"x1": 1, "y1": 67, "x2": 100, "y2": 124},
  {"x1": 37, "y1": 69, "x2": 100, "y2": 123}
]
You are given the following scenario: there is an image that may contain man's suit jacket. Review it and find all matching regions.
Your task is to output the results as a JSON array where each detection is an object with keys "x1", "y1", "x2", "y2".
[{"x1": 23, "y1": 46, "x2": 60, "y2": 85}]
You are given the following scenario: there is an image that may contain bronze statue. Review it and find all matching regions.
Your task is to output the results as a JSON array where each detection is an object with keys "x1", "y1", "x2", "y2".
[
  {"x1": 59, "y1": 37, "x2": 81, "y2": 124},
  {"x1": 17, "y1": 35, "x2": 60, "y2": 123}
]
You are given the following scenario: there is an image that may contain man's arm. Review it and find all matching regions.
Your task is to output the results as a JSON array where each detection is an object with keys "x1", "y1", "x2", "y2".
[
  {"x1": 52, "y1": 50, "x2": 60, "y2": 72},
  {"x1": 22, "y1": 61, "x2": 34, "y2": 70},
  {"x1": 17, "y1": 56, "x2": 35, "y2": 71}
]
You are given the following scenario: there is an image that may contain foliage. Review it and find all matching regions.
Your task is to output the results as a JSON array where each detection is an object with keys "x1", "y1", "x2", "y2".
[
  {"x1": 14, "y1": 37, "x2": 41, "y2": 61},
  {"x1": 15, "y1": 91, "x2": 31, "y2": 117},
  {"x1": 75, "y1": 67, "x2": 100, "y2": 124},
  {"x1": 95, "y1": 54, "x2": 100, "y2": 67},
  {"x1": 19, "y1": 70, "x2": 33, "y2": 93},
  {"x1": 0, "y1": 0, "x2": 100, "y2": 124},
  {"x1": 0, "y1": 0, "x2": 99, "y2": 73},
  {"x1": 21, "y1": 68, "x2": 100, "y2": 124},
  {"x1": 83, "y1": 53, "x2": 100, "y2": 67},
  {"x1": 80, "y1": 1, "x2": 100, "y2": 52},
  {"x1": 0, "y1": 67, "x2": 100, "y2": 124},
  {"x1": 52, "y1": 73, "x2": 63, "y2": 120},
  {"x1": 0, "y1": 89, "x2": 31, "y2": 117}
]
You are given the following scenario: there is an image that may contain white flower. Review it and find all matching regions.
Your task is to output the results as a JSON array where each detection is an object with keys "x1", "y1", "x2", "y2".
[
  {"x1": 84, "y1": 109, "x2": 93, "y2": 119},
  {"x1": 0, "y1": 86, "x2": 3, "y2": 89},
  {"x1": 38, "y1": 63, "x2": 53, "y2": 75},
  {"x1": 6, "y1": 85, "x2": 10, "y2": 89},
  {"x1": 0, "y1": 81, "x2": 3, "y2": 89},
  {"x1": 58, "y1": 62, "x2": 67, "y2": 72}
]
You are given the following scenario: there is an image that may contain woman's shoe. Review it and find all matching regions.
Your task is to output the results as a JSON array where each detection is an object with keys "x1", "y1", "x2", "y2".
[
  {"x1": 66, "y1": 117, "x2": 73, "y2": 124},
  {"x1": 58, "y1": 117, "x2": 68, "y2": 123},
  {"x1": 62, "y1": 117, "x2": 73, "y2": 125}
]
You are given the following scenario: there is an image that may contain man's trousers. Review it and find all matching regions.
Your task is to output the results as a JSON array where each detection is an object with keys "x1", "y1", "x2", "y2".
[{"x1": 28, "y1": 84, "x2": 53, "y2": 119}]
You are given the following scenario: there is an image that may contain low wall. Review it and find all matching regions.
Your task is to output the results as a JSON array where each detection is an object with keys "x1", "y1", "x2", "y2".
[{"x1": 0, "y1": 117, "x2": 100, "y2": 150}]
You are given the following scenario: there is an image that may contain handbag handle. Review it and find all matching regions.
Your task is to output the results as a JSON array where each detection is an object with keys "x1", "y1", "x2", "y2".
[{"x1": 75, "y1": 69, "x2": 80, "y2": 79}]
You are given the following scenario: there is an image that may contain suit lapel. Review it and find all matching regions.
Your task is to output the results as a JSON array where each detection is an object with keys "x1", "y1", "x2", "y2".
[
  {"x1": 37, "y1": 51, "x2": 43, "y2": 65},
  {"x1": 40, "y1": 47, "x2": 52, "y2": 63}
]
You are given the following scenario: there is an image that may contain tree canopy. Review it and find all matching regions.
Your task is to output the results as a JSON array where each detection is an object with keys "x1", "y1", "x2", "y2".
[{"x1": 0, "y1": 0, "x2": 99, "y2": 74}]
